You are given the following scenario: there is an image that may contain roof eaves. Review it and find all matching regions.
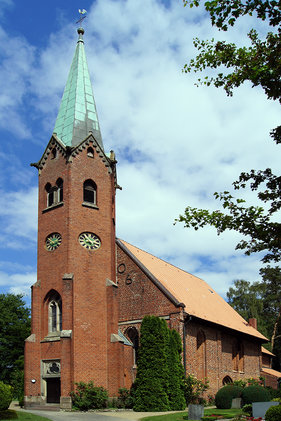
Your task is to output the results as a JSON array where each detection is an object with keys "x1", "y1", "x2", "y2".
[
  {"x1": 190, "y1": 314, "x2": 268, "y2": 343},
  {"x1": 116, "y1": 238, "x2": 185, "y2": 309},
  {"x1": 31, "y1": 134, "x2": 67, "y2": 170}
]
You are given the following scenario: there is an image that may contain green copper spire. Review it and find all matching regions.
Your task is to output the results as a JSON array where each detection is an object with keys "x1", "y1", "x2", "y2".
[{"x1": 53, "y1": 28, "x2": 103, "y2": 149}]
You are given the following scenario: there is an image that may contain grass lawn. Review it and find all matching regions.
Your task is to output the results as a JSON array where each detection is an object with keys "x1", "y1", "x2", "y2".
[
  {"x1": 0, "y1": 410, "x2": 52, "y2": 421},
  {"x1": 140, "y1": 408, "x2": 242, "y2": 421}
]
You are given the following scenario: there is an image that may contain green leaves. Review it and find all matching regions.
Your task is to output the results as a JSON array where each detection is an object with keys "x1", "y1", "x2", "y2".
[
  {"x1": 0, "y1": 294, "x2": 30, "y2": 384},
  {"x1": 176, "y1": 169, "x2": 281, "y2": 263},
  {"x1": 183, "y1": 1, "x2": 281, "y2": 29}
]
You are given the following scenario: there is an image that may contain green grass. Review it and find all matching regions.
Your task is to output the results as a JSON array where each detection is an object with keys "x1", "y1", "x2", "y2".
[
  {"x1": 140, "y1": 407, "x2": 242, "y2": 421},
  {"x1": 0, "y1": 410, "x2": 52, "y2": 421}
]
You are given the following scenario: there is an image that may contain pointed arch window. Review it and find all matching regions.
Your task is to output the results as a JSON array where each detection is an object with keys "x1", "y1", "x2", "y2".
[
  {"x1": 83, "y1": 179, "x2": 97, "y2": 205},
  {"x1": 44, "y1": 291, "x2": 62, "y2": 334},
  {"x1": 232, "y1": 339, "x2": 244, "y2": 372},
  {"x1": 56, "y1": 178, "x2": 63, "y2": 203},
  {"x1": 45, "y1": 183, "x2": 54, "y2": 207},
  {"x1": 126, "y1": 327, "x2": 139, "y2": 366},
  {"x1": 197, "y1": 330, "x2": 207, "y2": 380},
  {"x1": 44, "y1": 179, "x2": 64, "y2": 210}
]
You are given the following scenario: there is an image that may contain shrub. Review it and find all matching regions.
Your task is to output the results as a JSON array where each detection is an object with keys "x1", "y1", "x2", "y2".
[
  {"x1": 207, "y1": 394, "x2": 215, "y2": 406},
  {"x1": 241, "y1": 385, "x2": 270, "y2": 404},
  {"x1": 267, "y1": 386, "x2": 281, "y2": 400},
  {"x1": 70, "y1": 381, "x2": 108, "y2": 411},
  {"x1": 265, "y1": 404, "x2": 281, "y2": 421},
  {"x1": 0, "y1": 381, "x2": 13, "y2": 410},
  {"x1": 215, "y1": 385, "x2": 243, "y2": 409},
  {"x1": 242, "y1": 403, "x2": 252, "y2": 416},
  {"x1": 183, "y1": 374, "x2": 209, "y2": 405},
  {"x1": 116, "y1": 388, "x2": 133, "y2": 409}
]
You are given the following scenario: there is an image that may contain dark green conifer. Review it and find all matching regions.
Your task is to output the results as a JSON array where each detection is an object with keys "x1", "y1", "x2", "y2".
[
  {"x1": 167, "y1": 329, "x2": 186, "y2": 410},
  {"x1": 133, "y1": 316, "x2": 170, "y2": 411}
]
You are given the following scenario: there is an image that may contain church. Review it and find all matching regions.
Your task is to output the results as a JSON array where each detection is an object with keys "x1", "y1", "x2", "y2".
[{"x1": 24, "y1": 27, "x2": 269, "y2": 409}]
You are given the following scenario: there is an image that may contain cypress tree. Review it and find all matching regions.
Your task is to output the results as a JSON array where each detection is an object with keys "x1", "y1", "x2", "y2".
[
  {"x1": 133, "y1": 316, "x2": 170, "y2": 411},
  {"x1": 167, "y1": 329, "x2": 186, "y2": 410}
]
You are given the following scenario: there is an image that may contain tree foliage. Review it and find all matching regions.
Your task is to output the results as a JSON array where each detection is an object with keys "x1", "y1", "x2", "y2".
[
  {"x1": 183, "y1": 0, "x2": 281, "y2": 145},
  {"x1": 176, "y1": 169, "x2": 281, "y2": 264},
  {"x1": 226, "y1": 267, "x2": 281, "y2": 364},
  {"x1": 133, "y1": 316, "x2": 170, "y2": 411},
  {"x1": 133, "y1": 316, "x2": 185, "y2": 411},
  {"x1": 167, "y1": 329, "x2": 186, "y2": 410},
  {"x1": 0, "y1": 294, "x2": 30, "y2": 384},
  {"x1": 177, "y1": 1, "x2": 281, "y2": 262},
  {"x1": 272, "y1": 312, "x2": 281, "y2": 371}
]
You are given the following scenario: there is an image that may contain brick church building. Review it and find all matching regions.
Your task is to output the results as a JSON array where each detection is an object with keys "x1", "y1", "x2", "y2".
[{"x1": 24, "y1": 27, "x2": 269, "y2": 409}]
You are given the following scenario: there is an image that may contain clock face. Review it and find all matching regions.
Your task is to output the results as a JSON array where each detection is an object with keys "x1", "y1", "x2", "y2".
[
  {"x1": 79, "y1": 232, "x2": 101, "y2": 250},
  {"x1": 46, "y1": 233, "x2": 62, "y2": 251}
]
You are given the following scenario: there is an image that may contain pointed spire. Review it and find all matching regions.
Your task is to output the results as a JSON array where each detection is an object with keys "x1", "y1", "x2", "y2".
[{"x1": 53, "y1": 28, "x2": 103, "y2": 149}]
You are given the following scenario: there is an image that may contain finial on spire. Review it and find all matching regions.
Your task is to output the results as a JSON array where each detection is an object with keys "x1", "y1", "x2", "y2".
[{"x1": 76, "y1": 9, "x2": 87, "y2": 25}]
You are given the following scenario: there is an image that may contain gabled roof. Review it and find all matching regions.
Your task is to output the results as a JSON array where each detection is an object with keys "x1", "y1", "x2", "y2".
[
  {"x1": 262, "y1": 346, "x2": 274, "y2": 356},
  {"x1": 262, "y1": 367, "x2": 281, "y2": 378},
  {"x1": 118, "y1": 239, "x2": 267, "y2": 342},
  {"x1": 53, "y1": 28, "x2": 103, "y2": 149}
]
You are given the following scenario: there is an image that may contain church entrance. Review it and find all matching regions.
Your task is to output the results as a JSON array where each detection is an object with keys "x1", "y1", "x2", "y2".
[{"x1": 46, "y1": 378, "x2": 60, "y2": 403}]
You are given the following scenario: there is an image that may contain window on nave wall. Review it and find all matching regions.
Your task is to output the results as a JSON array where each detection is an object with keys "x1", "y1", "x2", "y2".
[
  {"x1": 232, "y1": 339, "x2": 244, "y2": 372},
  {"x1": 126, "y1": 327, "x2": 139, "y2": 366},
  {"x1": 196, "y1": 330, "x2": 207, "y2": 380}
]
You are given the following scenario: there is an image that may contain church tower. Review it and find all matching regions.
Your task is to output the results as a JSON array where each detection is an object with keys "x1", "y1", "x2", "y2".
[{"x1": 24, "y1": 27, "x2": 124, "y2": 409}]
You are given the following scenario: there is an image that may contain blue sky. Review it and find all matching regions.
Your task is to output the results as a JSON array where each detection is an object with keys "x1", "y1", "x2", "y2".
[{"x1": 0, "y1": 0, "x2": 280, "y2": 305}]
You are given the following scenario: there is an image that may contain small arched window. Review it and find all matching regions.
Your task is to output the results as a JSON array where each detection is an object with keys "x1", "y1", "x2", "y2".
[
  {"x1": 56, "y1": 178, "x2": 63, "y2": 203},
  {"x1": 87, "y1": 147, "x2": 94, "y2": 158},
  {"x1": 45, "y1": 183, "x2": 54, "y2": 207},
  {"x1": 223, "y1": 376, "x2": 233, "y2": 385},
  {"x1": 45, "y1": 179, "x2": 64, "y2": 208},
  {"x1": 126, "y1": 327, "x2": 139, "y2": 365},
  {"x1": 51, "y1": 148, "x2": 57, "y2": 159},
  {"x1": 83, "y1": 179, "x2": 97, "y2": 204}
]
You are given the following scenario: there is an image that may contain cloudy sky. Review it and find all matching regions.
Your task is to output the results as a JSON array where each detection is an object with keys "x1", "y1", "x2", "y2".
[{"x1": 0, "y1": 0, "x2": 279, "y2": 305}]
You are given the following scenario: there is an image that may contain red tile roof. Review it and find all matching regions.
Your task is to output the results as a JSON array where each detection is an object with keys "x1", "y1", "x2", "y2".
[
  {"x1": 262, "y1": 346, "x2": 274, "y2": 356},
  {"x1": 262, "y1": 367, "x2": 281, "y2": 378},
  {"x1": 119, "y1": 239, "x2": 267, "y2": 341}
]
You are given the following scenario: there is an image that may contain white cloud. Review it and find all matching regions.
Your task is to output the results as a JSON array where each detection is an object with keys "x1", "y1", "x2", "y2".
[
  {"x1": 0, "y1": 0, "x2": 279, "y2": 298},
  {"x1": 0, "y1": 187, "x2": 38, "y2": 247},
  {"x1": 0, "y1": 270, "x2": 36, "y2": 297}
]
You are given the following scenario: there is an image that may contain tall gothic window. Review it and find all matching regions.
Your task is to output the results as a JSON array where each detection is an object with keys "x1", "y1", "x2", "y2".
[
  {"x1": 126, "y1": 327, "x2": 139, "y2": 366},
  {"x1": 83, "y1": 179, "x2": 97, "y2": 204},
  {"x1": 197, "y1": 330, "x2": 207, "y2": 379},
  {"x1": 44, "y1": 290, "x2": 62, "y2": 334},
  {"x1": 232, "y1": 339, "x2": 244, "y2": 371}
]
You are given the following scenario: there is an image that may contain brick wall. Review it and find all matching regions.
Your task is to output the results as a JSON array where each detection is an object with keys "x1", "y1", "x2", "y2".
[
  {"x1": 117, "y1": 243, "x2": 263, "y2": 397},
  {"x1": 25, "y1": 136, "x2": 122, "y2": 407}
]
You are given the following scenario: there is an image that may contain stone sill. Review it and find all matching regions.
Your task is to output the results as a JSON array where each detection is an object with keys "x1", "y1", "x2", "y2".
[
  {"x1": 42, "y1": 202, "x2": 64, "y2": 213},
  {"x1": 82, "y1": 201, "x2": 99, "y2": 210},
  {"x1": 41, "y1": 335, "x2": 61, "y2": 343}
]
